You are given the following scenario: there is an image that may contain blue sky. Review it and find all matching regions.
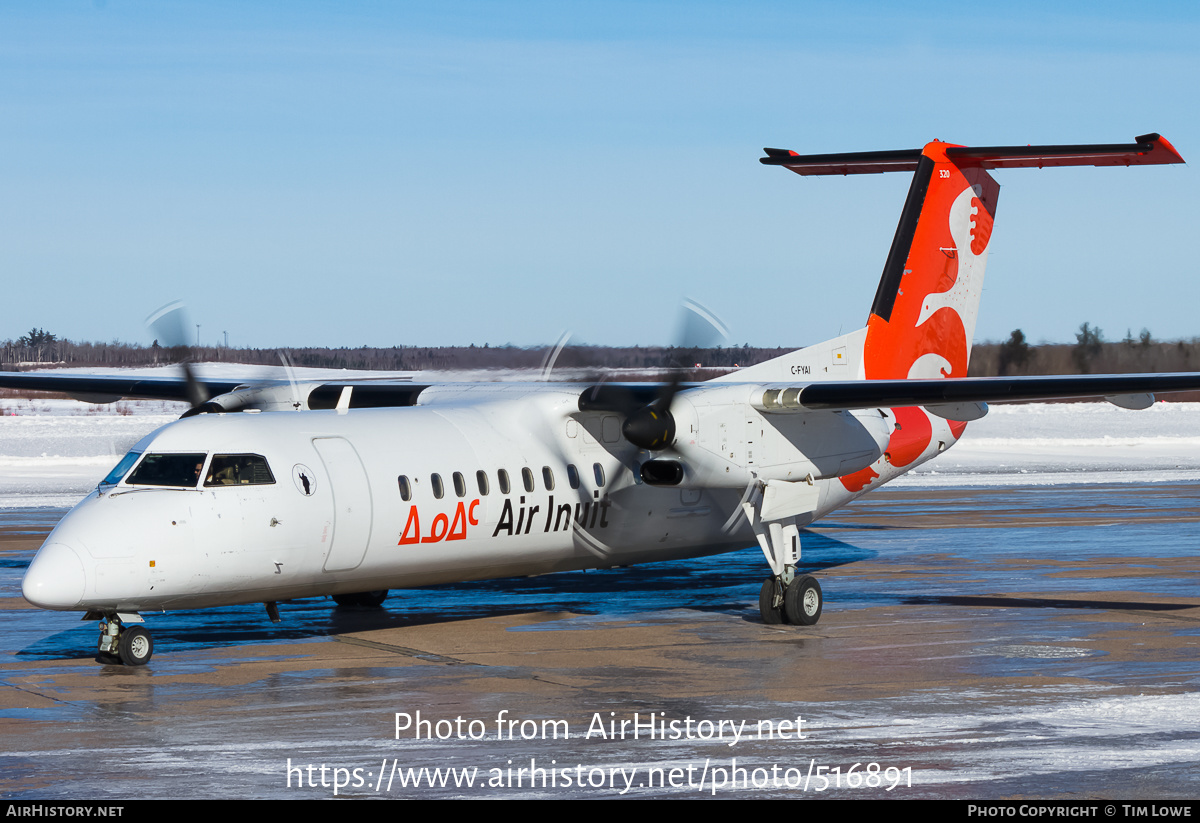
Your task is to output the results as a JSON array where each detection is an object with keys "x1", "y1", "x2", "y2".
[{"x1": 1, "y1": 1, "x2": 1196, "y2": 350}]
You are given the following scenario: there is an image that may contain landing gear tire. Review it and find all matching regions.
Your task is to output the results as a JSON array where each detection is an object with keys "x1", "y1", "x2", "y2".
[
  {"x1": 333, "y1": 590, "x2": 389, "y2": 608},
  {"x1": 758, "y1": 577, "x2": 786, "y2": 625},
  {"x1": 117, "y1": 626, "x2": 154, "y2": 666},
  {"x1": 358, "y1": 590, "x2": 388, "y2": 607},
  {"x1": 784, "y1": 575, "x2": 823, "y2": 626}
]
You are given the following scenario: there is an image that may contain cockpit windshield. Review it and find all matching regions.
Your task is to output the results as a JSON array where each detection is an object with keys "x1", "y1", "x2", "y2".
[
  {"x1": 204, "y1": 454, "x2": 275, "y2": 486},
  {"x1": 99, "y1": 450, "x2": 143, "y2": 487},
  {"x1": 125, "y1": 453, "x2": 208, "y2": 488}
]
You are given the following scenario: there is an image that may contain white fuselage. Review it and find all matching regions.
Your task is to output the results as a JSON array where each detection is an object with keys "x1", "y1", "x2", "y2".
[{"x1": 21, "y1": 383, "x2": 960, "y2": 613}]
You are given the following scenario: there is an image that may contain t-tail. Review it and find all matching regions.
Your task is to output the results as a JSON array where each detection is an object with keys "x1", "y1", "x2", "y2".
[{"x1": 731, "y1": 133, "x2": 1183, "y2": 385}]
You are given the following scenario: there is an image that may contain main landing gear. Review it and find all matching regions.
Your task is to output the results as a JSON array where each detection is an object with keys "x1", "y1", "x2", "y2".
[
  {"x1": 95, "y1": 614, "x2": 153, "y2": 666},
  {"x1": 332, "y1": 590, "x2": 389, "y2": 608},
  {"x1": 742, "y1": 479, "x2": 824, "y2": 627},
  {"x1": 759, "y1": 573, "x2": 823, "y2": 625}
]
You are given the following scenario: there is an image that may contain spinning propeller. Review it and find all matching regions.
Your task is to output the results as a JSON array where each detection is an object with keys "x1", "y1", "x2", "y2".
[
  {"x1": 579, "y1": 299, "x2": 728, "y2": 451},
  {"x1": 146, "y1": 301, "x2": 211, "y2": 414},
  {"x1": 147, "y1": 301, "x2": 303, "y2": 417}
]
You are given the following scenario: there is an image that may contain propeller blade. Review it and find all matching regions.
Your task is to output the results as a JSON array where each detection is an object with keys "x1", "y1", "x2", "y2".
[
  {"x1": 278, "y1": 350, "x2": 302, "y2": 410},
  {"x1": 678, "y1": 298, "x2": 730, "y2": 351},
  {"x1": 620, "y1": 299, "x2": 728, "y2": 451},
  {"x1": 539, "y1": 331, "x2": 572, "y2": 381},
  {"x1": 146, "y1": 301, "x2": 209, "y2": 410}
]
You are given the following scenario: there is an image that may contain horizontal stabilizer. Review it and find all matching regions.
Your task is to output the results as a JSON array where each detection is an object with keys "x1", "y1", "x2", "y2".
[
  {"x1": 760, "y1": 147, "x2": 923, "y2": 176},
  {"x1": 761, "y1": 133, "x2": 1183, "y2": 176},
  {"x1": 753, "y1": 373, "x2": 1200, "y2": 412}
]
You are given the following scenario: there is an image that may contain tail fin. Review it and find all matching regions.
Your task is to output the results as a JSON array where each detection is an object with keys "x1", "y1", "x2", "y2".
[
  {"x1": 758, "y1": 133, "x2": 1183, "y2": 381},
  {"x1": 862, "y1": 141, "x2": 999, "y2": 380}
]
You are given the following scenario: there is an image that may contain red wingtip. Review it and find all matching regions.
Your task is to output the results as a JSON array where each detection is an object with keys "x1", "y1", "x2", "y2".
[{"x1": 1146, "y1": 133, "x2": 1185, "y2": 164}]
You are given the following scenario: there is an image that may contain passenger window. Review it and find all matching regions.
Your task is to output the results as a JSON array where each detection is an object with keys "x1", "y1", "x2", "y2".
[
  {"x1": 593, "y1": 463, "x2": 605, "y2": 487},
  {"x1": 566, "y1": 464, "x2": 580, "y2": 490},
  {"x1": 542, "y1": 466, "x2": 555, "y2": 490},
  {"x1": 431, "y1": 473, "x2": 444, "y2": 499},
  {"x1": 127, "y1": 453, "x2": 208, "y2": 488},
  {"x1": 498, "y1": 469, "x2": 511, "y2": 495},
  {"x1": 204, "y1": 454, "x2": 276, "y2": 487},
  {"x1": 522, "y1": 467, "x2": 535, "y2": 492},
  {"x1": 398, "y1": 475, "x2": 412, "y2": 501},
  {"x1": 453, "y1": 472, "x2": 466, "y2": 498},
  {"x1": 476, "y1": 470, "x2": 489, "y2": 496}
]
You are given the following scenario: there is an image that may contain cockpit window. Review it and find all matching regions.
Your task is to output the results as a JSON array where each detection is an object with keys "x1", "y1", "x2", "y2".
[
  {"x1": 204, "y1": 454, "x2": 276, "y2": 486},
  {"x1": 100, "y1": 450, "x2": 143, "y2": 487},
  {"x1": 126, "y1": 453, "x2": 208, "y2": 487}
]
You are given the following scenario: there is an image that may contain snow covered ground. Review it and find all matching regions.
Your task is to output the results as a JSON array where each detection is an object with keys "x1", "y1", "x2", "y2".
[
  {"x1": 897, "y1": 400, "x2": 1200, "y2": 487},
  {"x1": 1, "y1": 369, "x2": 1198, "y2": 507}
]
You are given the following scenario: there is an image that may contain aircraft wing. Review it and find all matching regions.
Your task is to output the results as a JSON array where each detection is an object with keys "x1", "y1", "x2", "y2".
[
  {"x1": 752, "y1": 373, "x2": 1200, "y2": 413},
  {"x1": 7, "y1": 369, "x2": 1199, "y2": 417},
  {"x1": 0, "y1": 373, "x2": 244, "y2": 403},
  {"x1": 0, "y1": 371, "x2": 426, "y2": 411}
]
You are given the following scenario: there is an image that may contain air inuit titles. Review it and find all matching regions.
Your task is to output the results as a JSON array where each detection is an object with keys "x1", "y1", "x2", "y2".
[{"x1": 396, "y1": 711, "x2": 805, "y2": 747}]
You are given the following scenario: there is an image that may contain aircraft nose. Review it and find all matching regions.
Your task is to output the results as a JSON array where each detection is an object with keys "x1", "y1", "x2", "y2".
[{"x1": 23, "y1": 542, "x2": 87, "y2": 610}]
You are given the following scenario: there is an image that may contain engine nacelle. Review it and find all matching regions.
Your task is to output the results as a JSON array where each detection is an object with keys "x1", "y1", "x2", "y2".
[
  {"x1": 193, "y1": 382, "x2": 431, "y2": 415},
  {"x1": 656, "y1": 388, "x2": 891, "y2": 488}
]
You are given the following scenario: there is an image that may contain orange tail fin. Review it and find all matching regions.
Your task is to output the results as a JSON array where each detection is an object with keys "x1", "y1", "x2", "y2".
[
  {"x1": 862, "y1": 141, "x2": 998, "y2": 380},
  {"x1": 760, "y1": 133, "x2": 1183, "y2": 381}
]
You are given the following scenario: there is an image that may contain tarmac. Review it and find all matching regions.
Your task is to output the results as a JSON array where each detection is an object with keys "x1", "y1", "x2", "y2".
[{"x1": 2, "y1": 482, "x2": 1199, "y2": 799}]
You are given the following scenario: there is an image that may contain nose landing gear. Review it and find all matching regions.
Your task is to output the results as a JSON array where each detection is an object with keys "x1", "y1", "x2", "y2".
[{"x1": 96, "y1": 614, "x2": 153, "y2": 666}]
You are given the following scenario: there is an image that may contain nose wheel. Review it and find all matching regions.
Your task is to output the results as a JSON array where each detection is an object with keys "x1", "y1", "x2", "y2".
[{"x1": 96, "y1": 616, "x2": 154, "y2": 666}]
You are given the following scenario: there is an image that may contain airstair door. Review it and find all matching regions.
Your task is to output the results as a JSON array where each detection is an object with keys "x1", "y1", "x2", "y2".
[{"x1": 313, "y1": 437, "x2": 374, "y2": 572}]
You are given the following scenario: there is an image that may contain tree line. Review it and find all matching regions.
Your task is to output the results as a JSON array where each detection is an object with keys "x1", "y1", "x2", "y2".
[
  {"x1": 3, "y1": 325, "x2": 1198, "y2": 378},
  {"x1": 968, "y1": 325, "x2": 1199, "y2": 377},
  {"x1": 0, "y1": 328, "x2": 788, "y2": 373}
]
